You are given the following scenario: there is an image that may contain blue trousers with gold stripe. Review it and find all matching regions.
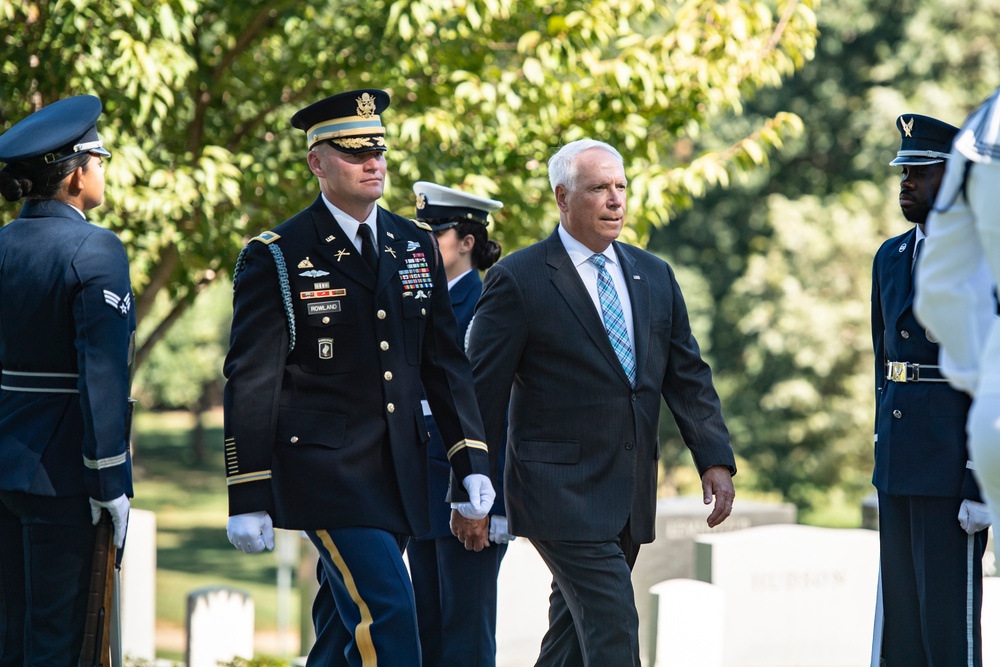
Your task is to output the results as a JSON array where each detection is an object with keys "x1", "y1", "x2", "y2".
[{"x1": 305, "y1": 527, "x2": 420, "y2": 667}]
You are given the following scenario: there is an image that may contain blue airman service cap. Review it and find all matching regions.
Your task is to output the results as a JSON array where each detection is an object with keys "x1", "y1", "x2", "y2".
[
  {"x1": 413, "y1": 181, "x2": 503, "y2": 231},
  {"x1": 291, "y1": 89, "x2": 390, "y2": 154},
  {"x1": 890, "y1": 114, "x2": 959, "y2": 166},
  {"x1": 0, "y1": 95, "x2": 110, "y2": 165}
]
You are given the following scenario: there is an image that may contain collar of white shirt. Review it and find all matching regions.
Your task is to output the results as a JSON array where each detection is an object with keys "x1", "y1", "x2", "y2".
[
  {"x1": 557, "y1": 223, "x2": 618, "y2": 269},
  {"x1": 321, "y1": 193, "x2": 379, "y2": 251}
]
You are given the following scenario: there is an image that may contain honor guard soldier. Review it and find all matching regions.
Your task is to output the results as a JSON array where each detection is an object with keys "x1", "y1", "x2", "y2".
[
  {"x1": 406, "y1": 181, "x2": 512, "y2": 667},
  {"x1": 0, "y1": 95, "x2": 134, "y2": 665},
  {"x1": 222, "y1": 89, "x2": 495, "y2": 667},
  {"x1": 871, "y1": 113, "x2": 988, "y2": 667},
  {"x1": 916, "y1": 88, "x2": 1000, "y2": 534}
]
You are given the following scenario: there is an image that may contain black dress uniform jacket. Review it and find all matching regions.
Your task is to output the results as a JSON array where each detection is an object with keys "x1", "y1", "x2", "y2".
[
  {"x1": 0, "y1": 199, "x2": 134, "y2": 501},
  {"x1": 224, "y1": 196, "x2": 489, "y2": 536},
  {"x1": 872, "y1": 227, "x2": 980, "y2": 499}
]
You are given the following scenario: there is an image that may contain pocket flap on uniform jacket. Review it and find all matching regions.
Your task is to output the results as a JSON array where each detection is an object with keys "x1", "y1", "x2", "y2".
[
  {"x1": 516, "y1": 439, "x2": 580, "y2": 464},
  {"x1": 275, "y1": 407, "x2": 347, "y2": 449}
]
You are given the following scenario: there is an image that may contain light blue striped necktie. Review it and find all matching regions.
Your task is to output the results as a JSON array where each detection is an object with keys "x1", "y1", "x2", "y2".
[{"x1": 590, "y1": 253, "x2": 636, "y2": 387}]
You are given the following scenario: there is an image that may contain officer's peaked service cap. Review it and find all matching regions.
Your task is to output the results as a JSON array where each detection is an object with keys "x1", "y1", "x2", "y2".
[
  {"x1": 413, "y1": 181, "x2": 503, "y2": 231},
  {"x1": 291, "y1": 89, "x2": 390, "y2": 154},
  {"x1": 890, "y1": 114, "x2": 959, "y2": 166},
  {"x1": 0, "y1": 95, "x2": 110, "y2": 165}
]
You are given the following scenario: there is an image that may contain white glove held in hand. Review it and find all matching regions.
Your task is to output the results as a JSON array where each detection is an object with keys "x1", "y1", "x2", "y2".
[
  {"x1": 227, "y1": 511, "x2": 275, "y2": 554},
  {"x1": 958, "y1": 500, "x2": 992, "y2": 535},
  {"x1": 89, "y1": 494, "x2": 130, "y2": 549},
  {"x1": 452, "y1": 474, "x2": 495, "y2": 520},
  {"x1": 488, "y1": 515, "x2": 515, "y2": 544}
]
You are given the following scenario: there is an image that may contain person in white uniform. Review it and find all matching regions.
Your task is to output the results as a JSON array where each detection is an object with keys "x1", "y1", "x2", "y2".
[{"x1": 914, "y1": 88, "x2": 1000, "y2": 530}]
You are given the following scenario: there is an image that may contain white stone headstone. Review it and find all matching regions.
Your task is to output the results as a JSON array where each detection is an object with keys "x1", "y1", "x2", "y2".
[
  {"x1": 186, "y1": 587, "x2": 254, "y2": 667},
  {"x1": 120, "y1": 507, "x2": 156, "y2": 661},
  {"x1": 650, "y1": 578, "x2": 724, "y2": 667},
  {"x1": 695, "y1": 524, "x2": 879, "y2": 667}
]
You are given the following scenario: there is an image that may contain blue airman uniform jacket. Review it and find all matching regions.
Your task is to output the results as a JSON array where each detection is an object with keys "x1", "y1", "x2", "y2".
[
  {"x1": 418, "y1": 269, "x2": 507, "y2": 539},
  {"x1": 223, "y1": 196, "x2": 489, "y2": 535},
  {"x1": 0, "y1": 199, "x2": 135, "y2": 501},
  {"x1": 872, "y1": 227, "x2": 980, "y2": 500}
]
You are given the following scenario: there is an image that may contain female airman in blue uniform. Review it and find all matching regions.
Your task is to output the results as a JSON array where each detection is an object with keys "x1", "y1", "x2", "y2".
[{"x1": 0, "y1": 95, "x2": 134, "y2": 666}]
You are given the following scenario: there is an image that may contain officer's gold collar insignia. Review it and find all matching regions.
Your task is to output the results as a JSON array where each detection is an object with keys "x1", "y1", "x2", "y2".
[{"x1": 298, "y1": 257, "x2": 315, "y2": 268}]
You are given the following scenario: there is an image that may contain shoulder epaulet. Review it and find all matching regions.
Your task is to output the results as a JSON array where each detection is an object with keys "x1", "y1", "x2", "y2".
[
  {"x1": 249, "y1": 231, "x2": 281, "y2": 245},
  {"x1": 412, "y1": 219, "x2": 433, "y2": 232}
]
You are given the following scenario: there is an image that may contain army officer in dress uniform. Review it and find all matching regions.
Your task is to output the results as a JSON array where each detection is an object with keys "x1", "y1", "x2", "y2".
[
  {"x1": 406, "y1": 181, "x2": 512, "y2": 667},
  {"x1": 871, "y1": 114, "x2": 988, "y2": 667},
  {"x1": 222, "y1": 89, "x2": 495, "y2": 667},
  {"x1": 0, "y1": 95, "x2": 134, "y2": 666}
]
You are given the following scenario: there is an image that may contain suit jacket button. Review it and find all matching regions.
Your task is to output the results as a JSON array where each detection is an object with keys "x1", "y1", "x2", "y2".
[
  {"x1": 384, "y1": 371, "x2": 393, "y2": 381},
  {"x1": 290, "y1": 436, "x2": 299, "y2": 443},
  {"x1": 892, "y1": 409, "x2": 902, "y2": 418},
  {"x1": 387, "y1": 403, "x2": 395, "y2": 413},
  {"x1": 625, "y1": 441, "x2": 634, "y2": 450},
  {"x1": 380, "y1": 341, "x2": 390, "y2": 350},
  {"x1": 900, "y1": 330, "x2": 910, "y2": 339},
  {"x1": 377, "y1": 309, "x2": 387, "y2": 320},
  {"x1": 630, "y1": 393, "x2": 638, "y2": 402}
]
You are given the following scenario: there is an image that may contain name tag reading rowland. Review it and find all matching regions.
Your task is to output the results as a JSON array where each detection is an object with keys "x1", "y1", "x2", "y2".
[{"x1": 308, "y1": 300, "x2": 342, "y2": 315}]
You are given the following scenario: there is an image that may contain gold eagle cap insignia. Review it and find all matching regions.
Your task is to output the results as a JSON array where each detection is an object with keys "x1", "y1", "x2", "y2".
[
  {"x1": 356, "y1": 93, "x2": 377, "y2": 119},
  {"x1": 416, "y1": 193, "x2": 427, "y2": 209},
  {"x1": 902, "y1": 117, "x2": 914, "y2": 137}
]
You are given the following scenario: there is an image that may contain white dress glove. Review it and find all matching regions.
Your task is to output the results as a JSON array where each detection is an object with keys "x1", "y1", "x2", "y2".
[
  {"x1": 958, "y1": 499, "x2": 992, "y2": 535},
  {"x1": 488, "y1": 515, "x2": 516, "y2": 544},
  {"x1": 89, "y1": 494, "x2": 130, "y2": 549},
  {"x1": 227, "y1": 511, "x2": 275, "y2": 554},
  {"x1": 451, "y1": 473, "x2": 495, "y2": 520}
]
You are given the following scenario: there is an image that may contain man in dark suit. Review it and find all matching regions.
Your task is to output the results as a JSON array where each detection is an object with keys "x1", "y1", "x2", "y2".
[
  {"x1": 222, "y1": 89, "x2": 495, "y2": 667},
  {"x1": 871, "y1": 113, "x2": 989, "y2": 667},
  {"x1": 464, "y1": 139, "x2": 736, "y2": 666}
]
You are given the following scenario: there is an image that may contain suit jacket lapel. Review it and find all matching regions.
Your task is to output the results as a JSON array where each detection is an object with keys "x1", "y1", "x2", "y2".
[
  {"x1": 545, "y1": 229, "x2": 632, "y2": 386},
  {"x1": 886, "y1": 228, "x2": 917, "y2": 322}
]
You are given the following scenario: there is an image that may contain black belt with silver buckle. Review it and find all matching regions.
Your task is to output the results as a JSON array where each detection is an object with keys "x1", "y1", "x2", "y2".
[
  {"x1": 0, "y1": 370, "x2": 79, "y2": 393},
  {"x1": 885, "y1": 361, "x2": 946, "y2": 383}
]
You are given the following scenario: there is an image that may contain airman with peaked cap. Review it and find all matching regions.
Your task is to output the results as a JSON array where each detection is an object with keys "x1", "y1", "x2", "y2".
[
  {"x1": 0, "y1": 94, "x2": 110, "y2": 167},
  {"x1": 890, "y1": 113, "x2": 958, "y2": 166},
  {"x1": 0, "y1": 94, "x2": 133, "y2": 665},
  {"x1": 413, "y1": 180, "x2": 503, "y2": 230}
]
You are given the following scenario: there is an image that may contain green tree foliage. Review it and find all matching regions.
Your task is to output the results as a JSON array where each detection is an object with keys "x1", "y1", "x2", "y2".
[
  {"x1": 1, "y1": 0, "x2": 818, "y2": 373},
  {"x1": 652, "y1": 0, "x2": 1000, "y2": 510}
]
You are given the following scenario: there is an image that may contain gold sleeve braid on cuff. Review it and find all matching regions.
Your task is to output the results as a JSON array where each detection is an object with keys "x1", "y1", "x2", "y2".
[
  {"x1": 446, "y1": 439, "x2": 488, "y2": 459},
  {"x1": 227, "y1": 470, "x2": 272, "y2": 486}
]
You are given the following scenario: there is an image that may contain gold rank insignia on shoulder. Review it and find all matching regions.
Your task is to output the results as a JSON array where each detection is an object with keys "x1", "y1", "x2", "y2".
[
  {"x1": 298, "y1": 257, "x2": 315, "y2": 268},
  {"x1": 250, "y1": 231, "x2": 281, "y2": 245},
  {"x1": 413, "y1": 219, "x2": 432, "y2": 231}
]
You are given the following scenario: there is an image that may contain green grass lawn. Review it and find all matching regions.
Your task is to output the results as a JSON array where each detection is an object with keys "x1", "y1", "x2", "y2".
[{"x1": 130, "y1": 410, "x2": 303, "y2": 661}]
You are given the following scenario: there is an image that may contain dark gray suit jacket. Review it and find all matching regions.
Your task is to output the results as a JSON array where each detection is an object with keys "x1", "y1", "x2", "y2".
[{"x1": 467, "y1": 227, "x2": 735, "y2": 544}]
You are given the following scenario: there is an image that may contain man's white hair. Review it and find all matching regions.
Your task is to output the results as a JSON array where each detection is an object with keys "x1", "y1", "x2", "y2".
[{"x1": 547, "y1": 140, "x2": 624, "y2": 192}]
